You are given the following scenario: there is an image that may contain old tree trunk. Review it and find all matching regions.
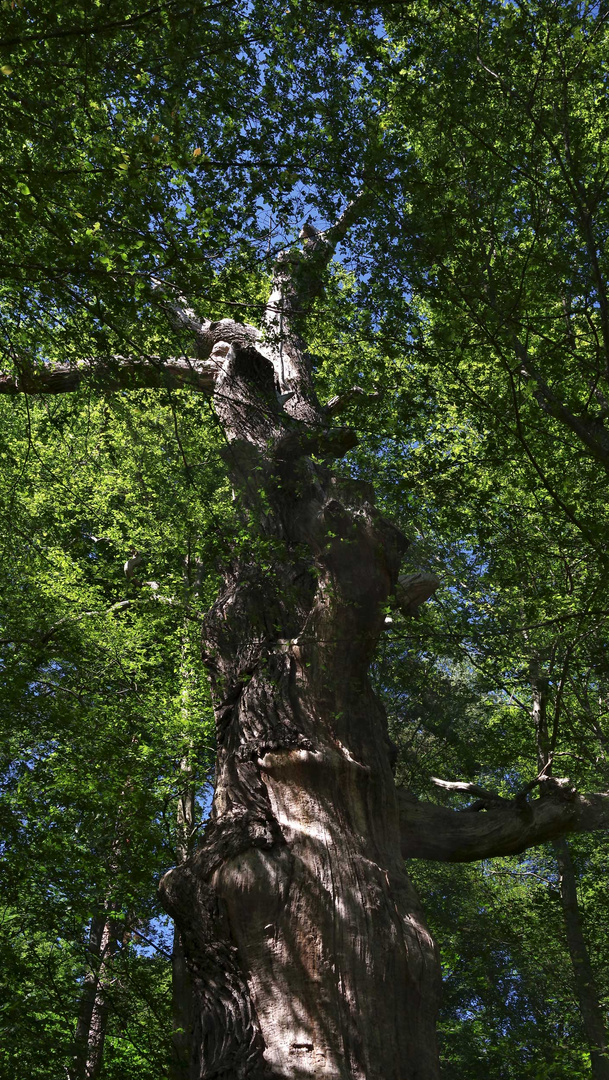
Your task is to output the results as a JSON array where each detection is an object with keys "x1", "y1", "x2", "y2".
[
  {"x1": 158, "y1": 218, "x2": 442, "y2": 1080},
  {"x1": 6, "y1": 208, "x2": 609, "y2": 1079},
  {"x1": 151, "y1": 214, "x2": 609, "y2": 1078}
]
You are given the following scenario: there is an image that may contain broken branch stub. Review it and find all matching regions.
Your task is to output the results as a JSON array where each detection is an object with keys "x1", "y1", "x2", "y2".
[{"x1": 395, "y1": 572, "x2": 440, "y2": 617}]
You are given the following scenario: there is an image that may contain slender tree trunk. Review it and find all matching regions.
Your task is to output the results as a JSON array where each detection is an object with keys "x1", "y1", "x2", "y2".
[
  {"x1": 171, "y1": 572, "x2": 204, "y2": 1080},
  {"x1": 529, "y1": 655, "x2": 609, "y2": 1080},
  {"x1": 171, "y1": 750, "x2": 196, "y2": 1080},
  {"x1": 553, "y1": 838, "x2": 609, "y2": 1080},
  {"x1": 172, "y1": 925, "x2": 195, "y2": 1080},
  {"x1": 530, "y1": 656, "x2": 551, "y2": 775},
  {"x1": 72, "y1": 775, "x2": 135, "y2": 1080},
  {"x1": 83, "y1": 917, "x2": 118, "y2": 1080},
  {"x1": 73, "y1": 914, "x2": 106, "y2": 1078},
  {"x1": 159, "y1": 310, "x2": 441, "y2": 1077},
  {"x1": 72, "y1": 912, "x2": 118, "y2": 1080}
]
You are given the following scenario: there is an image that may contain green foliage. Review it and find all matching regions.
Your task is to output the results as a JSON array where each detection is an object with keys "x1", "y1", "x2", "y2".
[
  {"x1": 0, "y1": 0, "x2": 387, "y2": 382},
  {"x1": 0, "y1": 388, "x2": 222, "y2": 1075},
  {"x1": 2, "y1": 0, "x2": 609, "y2": 1077},
  {"x1": 411, "y1": 857, "x2": 593, "y2": 1079},
  {"x1": 307, "y1": 4, "x2": 609, "y2": 1073}
]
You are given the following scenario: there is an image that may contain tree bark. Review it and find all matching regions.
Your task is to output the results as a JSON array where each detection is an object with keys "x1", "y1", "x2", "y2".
[
  {"x1": 172, "y1": 925, "x2": 195, "y2": 1080},
  {"x1": 15, "y1": 208, "x2": 609, "y2": 1080},
  {"x1": 72, "y1": 912, "x2": 118, "y2": 1080},
  {"x1": 0, "y1": 355, "x2": 218, "y2": 395},
  {"x1": 159, "y1": 373, "x2": 441, "y2": 1077},
  {"x1": 72, "y1": 914, "x2": 106, "y2": 1079},
  {"x1": 158, "y1": 216, "x2": 441, "y2": 1080},
  {"x1": 171, "y1": 752, "x2": 196, "y2": 1080},
  {"x1": 171, "y1": 616, "x2": 198, "y2": 1080},
  {"x1": 396, "y1": 784, "x2": 609, "y2": 862},
  {"x1": 530, "y1": 652, "x2": 609, "y2": 1080}
]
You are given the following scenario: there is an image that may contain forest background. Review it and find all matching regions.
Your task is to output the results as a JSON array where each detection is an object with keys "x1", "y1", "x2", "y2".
[{"x1": 1, "y1": 0, "x2": 609, "y2": 1077}]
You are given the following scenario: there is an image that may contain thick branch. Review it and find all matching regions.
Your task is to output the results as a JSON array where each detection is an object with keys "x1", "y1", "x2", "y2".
[
  {"x1": 515, "y1": 340, "x2": 609, "y2": 472},
  {"x1": 398, "y1": 784, "x2": 609, "y2": 862},
  {"x1": 324, "y1": 387, "x2": 380, "y2": 416},
  {"x1": 430, "y1": 776, "x2": 509, "y2": 803},
  {"x1": 264, "y1": 188, "x2": 373, "y2": 328},
  {"x1": 153, "y1": 283, "x2": 260, "y2": 357},
  {"x1": 0, "y1": 355, "x2": 219, "y2": 396},
  {"x1": 394, "y1": 572, "x2": 440, "y2": 617},
  {"x1": 317, "y1": 187, "x2": 375, "y2": 260},
  {"x1": 2, "y1": 199, "x2": 372, "y2": 408}
]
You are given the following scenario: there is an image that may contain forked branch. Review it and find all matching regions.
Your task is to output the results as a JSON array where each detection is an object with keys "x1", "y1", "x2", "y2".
[
  {"x1": 264, "y1": 187, "x2": 374, "y2": 329},
  {"x1": 1, "y1": 187, "x2": 374, "y2": 409}
]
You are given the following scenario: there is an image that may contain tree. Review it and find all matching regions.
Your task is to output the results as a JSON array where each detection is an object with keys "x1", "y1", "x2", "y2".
[
  {"x1": 3, "y1": 1, "x2": 609, "y2": 1077},
  {"x1": 7, "y1": 204, "x2": 609, "y2": 1079}
]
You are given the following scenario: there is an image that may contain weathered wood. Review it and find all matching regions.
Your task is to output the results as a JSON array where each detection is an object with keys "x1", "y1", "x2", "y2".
[
  {"x1": 398, "y1": 784, "x2": 609, "y2": 862},
  {"x1": 0, "y1": 356, "x2": 218, "y2": 395},
  {"x1": 157, "y1": 210, "x2": 443, "y2": 1077},
  {"x1": 13, "y1": 204, "x2": 609, "y2": 1080},
  {"x1": 160, "y1": 336, "x2": 441, "y2": 1079}
]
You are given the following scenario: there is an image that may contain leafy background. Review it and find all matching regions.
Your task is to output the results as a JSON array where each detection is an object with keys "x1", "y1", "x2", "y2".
[{"x1": 1, "y1": 0, "x2": 609, "y2": 1077}]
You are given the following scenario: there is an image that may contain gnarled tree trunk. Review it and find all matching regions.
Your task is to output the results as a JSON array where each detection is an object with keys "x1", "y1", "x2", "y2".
[
  {"x1": 159, "y1": 212, "x2": 441, "y2": 1080},
  {"x1": 12, "y1": 200, "x2": 609, "y2": 1080}
]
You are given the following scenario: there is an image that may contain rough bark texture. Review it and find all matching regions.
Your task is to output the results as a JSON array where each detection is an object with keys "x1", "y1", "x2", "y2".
[
  {"x1": 159, "y1": 347, "x2": 440, "y2": 1078},
  {"x1": 172, "y1": 928, "x2": 195, "y2": 1080},
  {"x1": 11, "y1": 207, "x2": 609, "y2": 1080},
  {"x1": 159, "y1": 215, "x2": 441, "y2": 1080}
]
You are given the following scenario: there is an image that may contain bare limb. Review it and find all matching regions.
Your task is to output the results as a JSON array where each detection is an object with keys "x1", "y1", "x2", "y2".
[
  {"x1": 152, "y1": 280, "x2": 261, "y2": 357},
  {"x1": 261, "y1": 188, "x2": 376, "y2": 412},
  {"x1": 264, "y1": 187, "x2": 374, "y2": 330},
  {"x1": 398, "y1": 780, "x2": 609, "y2": 862},
  {"x1": 430, "y1": 777, "x2": 509, "y2": 804},
  {"x1": 394, "y1": 572, "x2": 441, "y2": 617},
  {"x1": 0, "y1": 356, "x2": 219, "y2": 396},
  {"x1": 515, "y1": 341, "x2": 609, "y2": 472},
  {"x1": 318, "y1": 186, "x2": 375, "y2": 254}
]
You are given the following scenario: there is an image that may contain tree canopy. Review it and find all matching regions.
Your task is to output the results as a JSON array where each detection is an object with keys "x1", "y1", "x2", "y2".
[{"x1": 1, "y1": 1, "x2": 609, "y2": 1078}]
